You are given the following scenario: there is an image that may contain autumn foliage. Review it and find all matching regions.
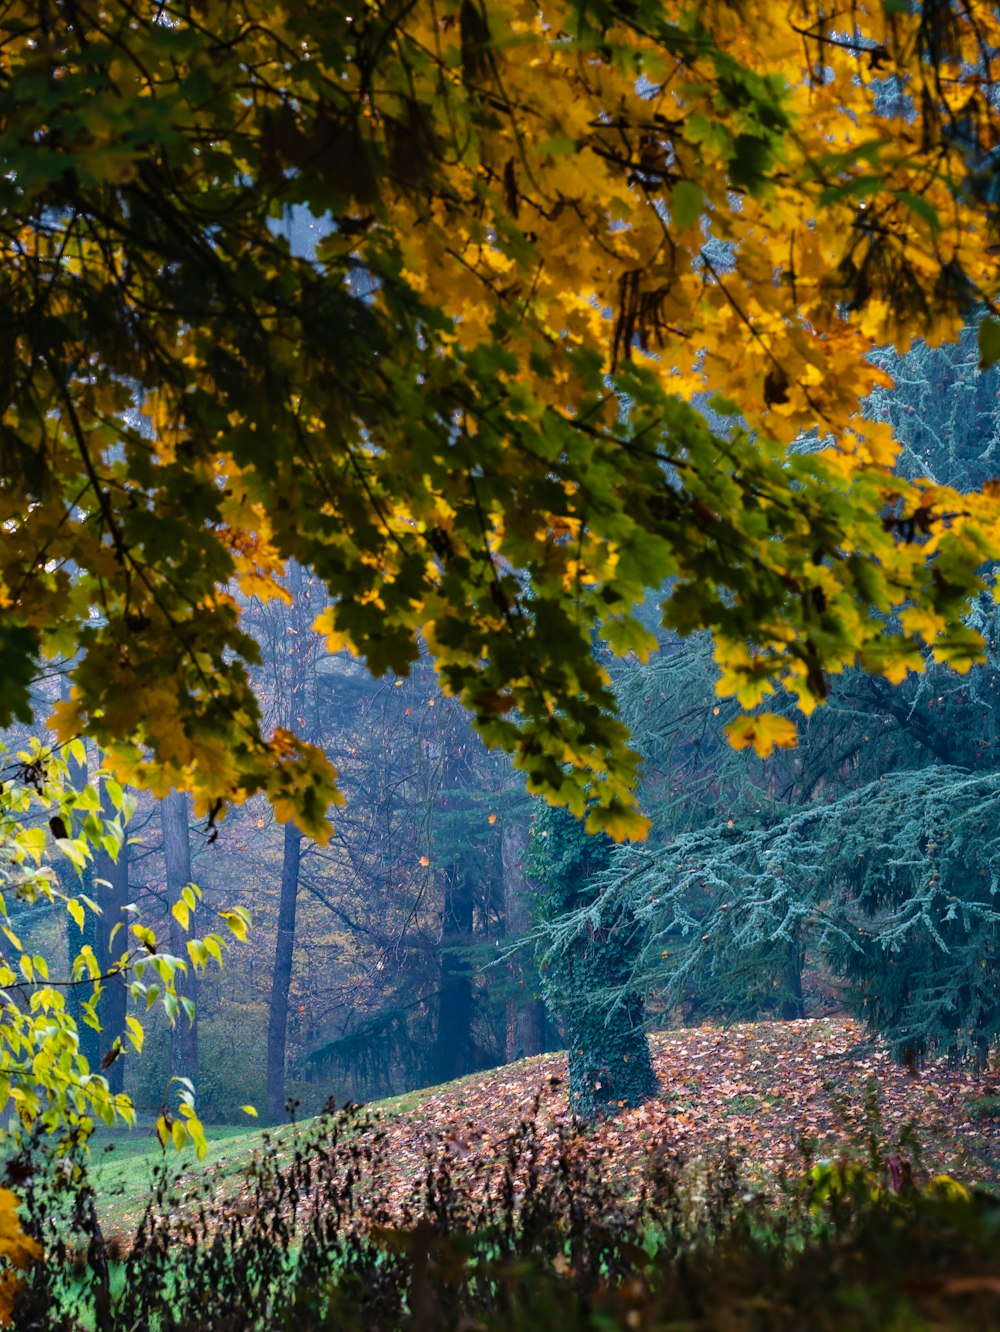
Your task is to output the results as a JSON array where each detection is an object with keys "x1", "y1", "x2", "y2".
[{"x1": 2, "y1": 0, "x2": 1000, "y2": 843}]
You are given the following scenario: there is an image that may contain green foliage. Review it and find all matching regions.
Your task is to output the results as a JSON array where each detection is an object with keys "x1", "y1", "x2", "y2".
[
  {"x1": 0, "y1": 742, "x2": 238, "y2": 1153},
  {"x1": 554, "y1": 767, "x2": 1000, "y2": 1063},
  {"x1": 536, "y1": 320, "x2": 1000, "y2": 1060}
]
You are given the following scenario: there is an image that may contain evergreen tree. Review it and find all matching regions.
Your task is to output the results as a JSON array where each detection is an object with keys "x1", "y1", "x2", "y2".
[{"x1": 540, "y1": 319, "x2": 1000, "y2": 1069}]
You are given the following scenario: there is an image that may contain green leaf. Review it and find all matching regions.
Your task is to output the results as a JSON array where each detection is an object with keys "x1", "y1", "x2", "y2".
[
  {"x1": 670, "y1": 180, "x2": 703, "y2": 232},
  {"x1": 603, "y1": 616, "x2": 659, "y2": 662},
  {"x1": 0, "y1": 626, "x2": 40, "y2": 727},
  {"x1": 538, "y1": 133, "x2": 576, "y2": 156},
  {"x1": 979, "y1": 317, "x2": 1000, "y2": 370},
  {"x1": 817, "y1": 174, "x2": 884, "y2": 207},
  {"x1": 894, "y1": 190, "x2": 939, "y2": 232}
]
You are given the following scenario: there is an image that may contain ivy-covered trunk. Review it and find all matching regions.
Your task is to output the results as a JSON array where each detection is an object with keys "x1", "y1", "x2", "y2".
[
  {"x1": 531, "y1": 807, "x2": 657, "y2": 1120},
  {"x1": 542, "y1": 916, "x2": 658, "y2": 1119}
]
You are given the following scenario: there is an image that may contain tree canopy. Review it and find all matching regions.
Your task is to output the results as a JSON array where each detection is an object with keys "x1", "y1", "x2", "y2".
[{"x1": 3, "y1": 0, "x2": 1000, "y2": 840}]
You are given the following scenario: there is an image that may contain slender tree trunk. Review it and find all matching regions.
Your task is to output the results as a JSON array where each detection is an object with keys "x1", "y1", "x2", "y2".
[
  {"x1": 93, "y1": 778, "x2": 130, "y2": 1097},
  {"x1": 266, "y1": 821, "x2": 303, "y2": 1122},
  {"x1": 265, "y1": 558, "x2": 315, "y2": 1123},
  {"x1": 502, "y1": 817, "x2": 545, "y2": 1061},
  {"x1": 433, "y1": 862, "x2": 476, "y2": 1083},
  {"x1": 162, "y1": 790, "x2": 198, "y2": 1082}
]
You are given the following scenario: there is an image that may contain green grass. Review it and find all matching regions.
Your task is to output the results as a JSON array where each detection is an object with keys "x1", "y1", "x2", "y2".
[
  {"x1": 90, "y1": 1122, "x2": 266, "y2": 1233},
  {"x1": 89, "y1": 1071, "x2": 483, "y2": 1233}
]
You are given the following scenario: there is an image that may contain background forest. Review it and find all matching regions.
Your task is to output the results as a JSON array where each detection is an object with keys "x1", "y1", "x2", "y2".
[{"x1": 8, "y1": 305, "x2": 999, "y2": 1128}]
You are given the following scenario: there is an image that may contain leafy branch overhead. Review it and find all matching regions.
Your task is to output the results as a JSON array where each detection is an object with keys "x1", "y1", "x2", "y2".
[{"x1": 2, "y1": 1, "x2": 1000, "y2": 838}]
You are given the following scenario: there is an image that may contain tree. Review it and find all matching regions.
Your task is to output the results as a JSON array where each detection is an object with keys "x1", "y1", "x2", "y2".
[
  {"x1": 564, "y1": 765, "x2": 1000, "y2": 1066},
  {"x1": 293, "y1": 658, "x2": 521, "y2": 1105},
  {"x1": 264, "y1": 560, "x2": 319, "y2": 1121},
  {"x1": 1, "y1": 1, "x2": 1000, "y2": 848},
  {"x1": 91, "y1": 768, "x2": 130, "y2": 1097},
  {"x1": 0, "y1": 742, "x2": 241, "y2": 1150},
  {"x1": 541, "y1": 320, "x2": 1000, "y2": 1068},
  {"x1": 529, "y1": 804, "x2": 659, "y2": 1118},
  {"x1": 501, "y1": 803, "x2": 547, "y2": 1063}
]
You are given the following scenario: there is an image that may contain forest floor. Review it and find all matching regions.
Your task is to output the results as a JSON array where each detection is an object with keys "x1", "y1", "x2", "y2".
[{"x1": 93, "y1": 1016, "x2": 1000, "y2": 1236}]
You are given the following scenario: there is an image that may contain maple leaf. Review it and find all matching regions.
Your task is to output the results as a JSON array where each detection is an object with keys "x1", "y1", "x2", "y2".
[{"x1": 724, "y1": 714, "x2": 799, "y2": 758}]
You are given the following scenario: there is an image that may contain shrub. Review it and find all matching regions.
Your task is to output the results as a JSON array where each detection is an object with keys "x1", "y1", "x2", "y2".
[{"x1": 6, "y1": 1098, "x2": 1000, "y2": 1331}]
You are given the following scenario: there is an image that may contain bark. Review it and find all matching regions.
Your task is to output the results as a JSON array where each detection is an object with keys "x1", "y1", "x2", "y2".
[
  {"x1": 265, "y1": 558, "x2": 314, "y2": 1122},
  {"x1": 266, "y1": 821, "x2": 303, "y2": 1122},
  {"x1": 433, "y1": 861, "x2": 476, "y2": 1083},
  {"x1": 537, "y1": 816, "x2": 658, "y2": 1120},
  {"x1": 93, "y1": 778, "x2": 130, "y2": 1096},
  {"x1": 502, "y1": 817, "x2": 545, "y2": 1061},
  {"x1": 779, "y1": 946, "x2": 806, "y2": 1021},
  {"x1": 563, "y1": 987, "x2": 658, "y2": 1119},
  {"x1": 162, "y1": 790, "x2": 198, "y2": 1082}
]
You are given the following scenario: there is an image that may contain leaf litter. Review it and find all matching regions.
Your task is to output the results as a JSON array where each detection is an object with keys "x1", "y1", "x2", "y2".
[{"x1": 102, "y1": 1018, "x2": 1000, "y2": 1241}]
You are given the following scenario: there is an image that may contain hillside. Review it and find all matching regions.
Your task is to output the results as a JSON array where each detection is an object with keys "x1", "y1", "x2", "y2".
[{"x1": 93, "y1": 1017, "x2": 1000, "y2": 1236}]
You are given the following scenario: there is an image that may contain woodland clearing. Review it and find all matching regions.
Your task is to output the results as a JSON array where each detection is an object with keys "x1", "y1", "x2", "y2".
[{"x1": 93, "y1": 1017, "x2": 1000, "y2": 1239}]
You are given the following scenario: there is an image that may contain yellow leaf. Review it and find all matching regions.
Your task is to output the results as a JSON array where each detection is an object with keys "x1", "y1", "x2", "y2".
[
  {"x1": 219, "y1": 909, "x2": 249, "y2": 942},
  {"x1": 724, "y1": 713, "x2": 799, "y2": 758}
]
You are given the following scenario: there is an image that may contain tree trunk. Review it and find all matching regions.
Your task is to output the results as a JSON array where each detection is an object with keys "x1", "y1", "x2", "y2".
[
  {"x1": 93, "y1": 778, "x2": 130, "y2": 1097},
  {"x1": 502, "y1": 816, "x2": 545, "y2": 1061},
  {"x1": 535, "y1": 815, "x2": 658, "y2": 1120},
  {"x1": 266, "y1": 821, "x2": 303, "y2": 1122},
  {"x1": 264, "y1": 558, "x2": 315, "y2": 1123},
  {"x1": 433, "y1": 861, "x2": 476, "y2": 1083},
  {"x1": 555, "y1": 902, "x2": 659, "y2": 1118},
  {"x1": 162, "y1": 790, "x2": 198, "y2": 1082},
  {"x1": 543, "y1": 900, "x2": 660, "y2": 1118},
  {"x1": 779, "y1": 945, "x2": 805, "y2": 1021},
  {"x1": 562, "y1": 984, "x2": 658, "y2": 1120}
]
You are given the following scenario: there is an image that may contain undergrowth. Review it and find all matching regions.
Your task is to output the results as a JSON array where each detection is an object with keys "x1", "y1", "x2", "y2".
[{"x1": 6, "y1": 1089, "x2": 1000, "y2": 1331}]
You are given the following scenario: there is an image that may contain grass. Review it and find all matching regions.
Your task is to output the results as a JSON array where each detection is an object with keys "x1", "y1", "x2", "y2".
[
  {"x1": 89, "y1": 1073, "x2": 480, "y2": 1232},
  {"x1": 90, "y1": 1122, "x2": 259, "y2": 1232}
]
